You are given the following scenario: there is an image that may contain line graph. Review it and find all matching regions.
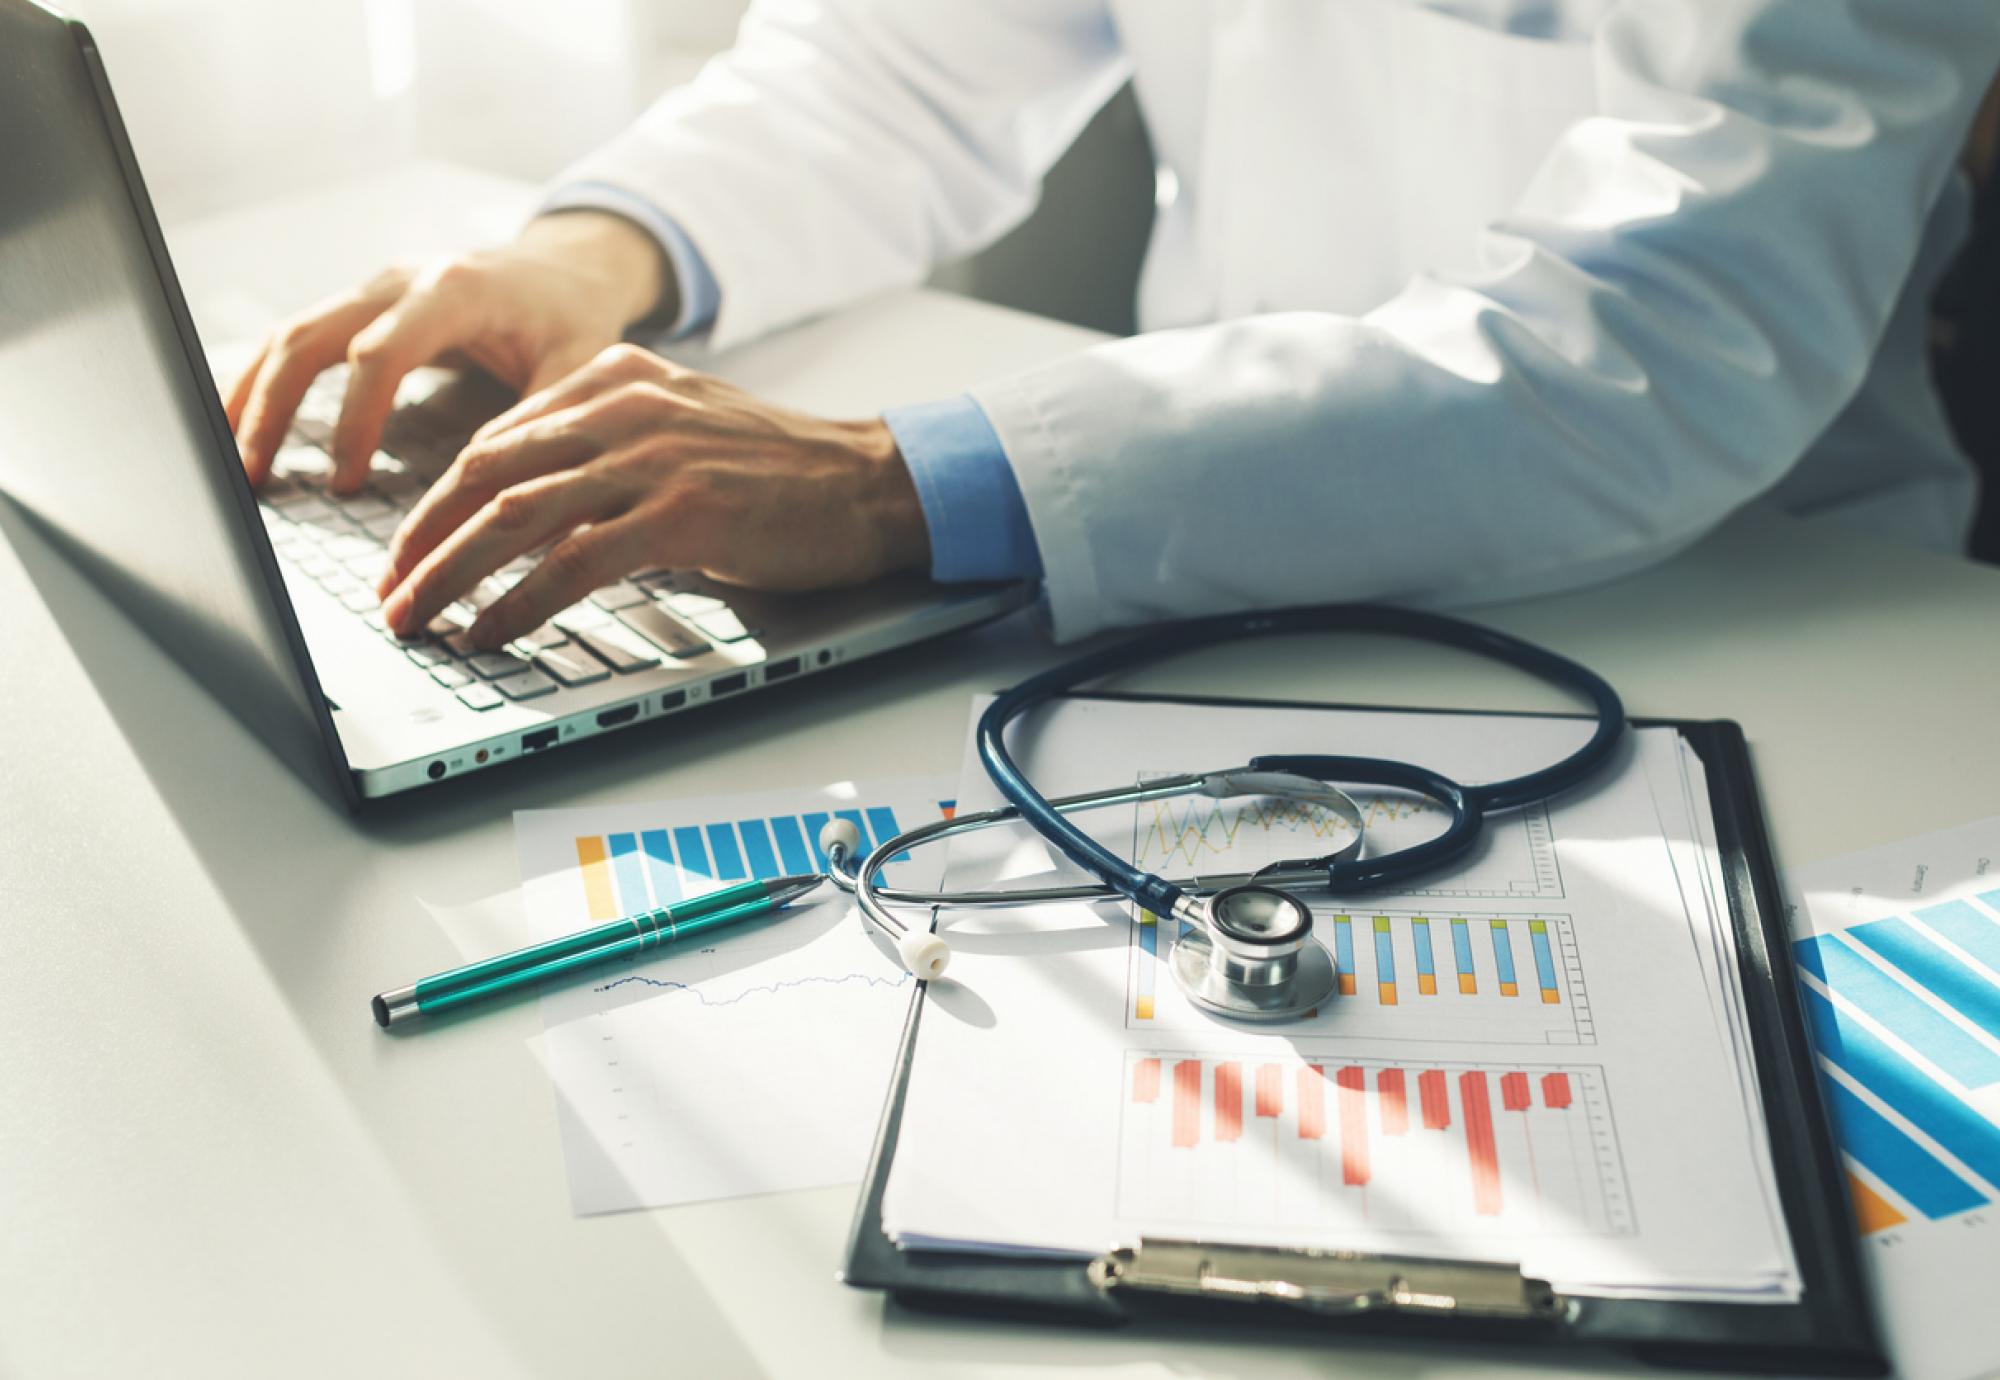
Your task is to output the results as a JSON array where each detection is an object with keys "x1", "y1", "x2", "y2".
[
  {"x1": 1116, "y1": 1052, "x2": 1631, "y2": 1237},
  {"x1": 1131, "y1": 790, "x2": 1564, "y2": 900},
  {"x1": 595, "y1": 969, "x2": 913, "y2": 1004}
]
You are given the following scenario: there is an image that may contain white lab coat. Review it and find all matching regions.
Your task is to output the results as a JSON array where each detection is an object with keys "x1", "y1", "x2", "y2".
[{"x1": 556, "y1": 0, "x2": 2000, "y2": 640}]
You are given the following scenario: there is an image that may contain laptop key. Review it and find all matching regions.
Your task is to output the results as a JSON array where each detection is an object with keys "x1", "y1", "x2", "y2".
[
  {"x1": 430, "y1": 663, "x2": 473, "y2": 689},
  {"x1": 344, "y1": 552, "x2": 391, "y2": 584},
  {"x1": 517, "y1": 622, "x2": 568, "y2": 651},
  {"x1": 497, "y1": 668, "x2": 557, "y2": 701},
  {"x1": 336, "y1": 496, "x2": 392, "y2": 522},
  {"x1": 589, "y1": 582, "x2": 648, "y2": 611},
  {"x1": 361, "y1": 513, "x2": 403, "y2": 541},
  {"x1": 534, "y1": 642, "x2": 611, "y2": 687},
  {"x1": 456, "y1": 683, "x2": 504, "y2": 711},
  {"x1": 406, "y1": 643, "x2": 453, "y2": 668},
  {"x1": 568, "y1": 626, "x2": 659, "y2": 673},
  {"x1": 616, "y1": 603, "x2": 711, "y2": 660},
  {"x1": 467, "y1": 651, "x2": 532, "y2": 681},
  {"x1": 664, "y1": 592, "x2": 728, "y2": 616},
  {"x1": 552, "y1": 601, "x2": 610, "y2": 632},
  {"x1": 338, "y1": 587, "x2": 379, "y2": 613},
  {"x1": 689, "y1": 609, "x2": 753, "y2": 643}
]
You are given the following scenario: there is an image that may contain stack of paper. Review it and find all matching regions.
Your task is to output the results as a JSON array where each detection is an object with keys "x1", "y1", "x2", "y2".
[{"x1": 881, "y1": 697, "x2": 1800, "y2": 1301}]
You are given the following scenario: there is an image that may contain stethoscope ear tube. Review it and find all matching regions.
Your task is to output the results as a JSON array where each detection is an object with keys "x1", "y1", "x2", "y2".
[{"x1": 975, "y1": 603, "x2": 1625, "y2": 910}]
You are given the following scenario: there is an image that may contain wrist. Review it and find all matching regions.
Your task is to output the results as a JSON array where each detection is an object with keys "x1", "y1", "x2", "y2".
[
  {"x1": 521, "y1": 210, "x2": 678, "y2": 328},
  {"x1": 844, "y1": 419, "x2": 931, "y2": 576}
]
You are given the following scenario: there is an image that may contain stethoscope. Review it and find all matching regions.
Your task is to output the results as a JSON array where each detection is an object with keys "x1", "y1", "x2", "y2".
[{"x1": 822, "y1": 604, "x2": 1624, "y2": 1024}]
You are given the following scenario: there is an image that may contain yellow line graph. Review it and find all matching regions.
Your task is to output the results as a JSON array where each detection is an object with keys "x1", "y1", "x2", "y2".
[{"x1": 1133, "y1": 794, "x2": 1440, "y2": 870}]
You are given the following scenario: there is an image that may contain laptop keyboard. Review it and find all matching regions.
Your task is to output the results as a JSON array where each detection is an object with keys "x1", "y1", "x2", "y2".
[{"x1": 256, "y1": 382, "x2": 761, "y2": 714}]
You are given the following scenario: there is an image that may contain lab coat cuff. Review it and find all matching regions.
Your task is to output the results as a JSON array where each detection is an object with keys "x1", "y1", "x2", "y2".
[
  {"x1": 537, "y1": 181, "x2": 722, "y2": 340},
  {"x1": 884, "y1": 395, "x2": 1044, "y2": 585},
  {"x1": 964, "y1": 373, "x2": 1104, "y2": 642}
]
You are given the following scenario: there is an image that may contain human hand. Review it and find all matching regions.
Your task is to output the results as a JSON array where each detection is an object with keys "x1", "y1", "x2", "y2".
[
  {"x1": 376, "y1": 343, "x2": 931, "y2": 648},
  {"x1": 225, "y1": 211, "x2": 672, "y2": 493}
]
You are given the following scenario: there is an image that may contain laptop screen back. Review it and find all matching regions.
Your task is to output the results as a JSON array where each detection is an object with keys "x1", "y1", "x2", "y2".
[{"x1": 0, "y1": 2, "x2": 351, "y2": 804}]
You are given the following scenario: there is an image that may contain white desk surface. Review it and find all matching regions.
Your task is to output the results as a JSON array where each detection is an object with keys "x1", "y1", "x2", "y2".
[{"x1": 5, "y1": 162, "x2": 1998, "y2": 1380}]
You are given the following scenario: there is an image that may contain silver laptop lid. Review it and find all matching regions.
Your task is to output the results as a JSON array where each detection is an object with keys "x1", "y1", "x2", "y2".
[{"x1": 0, "y1": 2, "x2": 355, "y2": 805}]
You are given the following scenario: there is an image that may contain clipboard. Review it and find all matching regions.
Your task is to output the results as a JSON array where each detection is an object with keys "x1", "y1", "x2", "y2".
[{"x1": 840, "y1": 695, "x2": 1887, "y2": 1375}]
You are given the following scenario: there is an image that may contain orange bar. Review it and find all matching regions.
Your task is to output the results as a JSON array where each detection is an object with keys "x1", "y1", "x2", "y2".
[
  {"x1": 1172, "y1": 1060, "x2": 1203, "y2": 1147},
  {"x1": 574, "y1": 836, "x2": 618, "y2": 920},
  {"x1": 1215, "y1": 1063, "x2": 1244, "y2": 1142},
  {"x1": 1338, "y1": 973, "x2": 1357, "y2": 996},
  {"x1": 1336, "y1": 1067, "x2": 1370, "y2": 1186},
  {"x1": 1418, "y1": 974, "x2": 1437, "y2": 995},
  {"x1": 1500, "y1": 1071, "x2": 1531, "y2": 1112},
  {"x1": 1540, "y1": 1072, "x2": 1572, "y2": 1109},
  {"x1": 1377, "y1": 981, "x2": 1398, "y2": 1006},
  {"x1": 1254, "y1": 1064, "x2": 1283, "y2": 1118},
  {"x1": 1132, "y1": 1057, "x2": 1161, "y2": 1104},
  {"x1": 1377, "y1": 1068, "x2": 1409, "y2": 1135},
  {"x1": 1541, "y1": 988, "x2": 1560, "y2": 1005},
  {"x1": 1499, "y1": 981, "x2": 1518, "y2": 998},
  {"x1": 1297, "y1": 1064, "x2": 1326, "y2": 1140},
  {"x1": 1461, "y1": 1072, "x2": 1502, "y2": 1216},
  {"x1": 1458, "y1": 973, "x2": 1477, "y2": 994},
  {"x1": 1418, "y1": 1069, "x2": 1450, "y2": 1129},
  {"x1": 1847, "y1": 1171, "x2": 1907, "y2": 1234}
]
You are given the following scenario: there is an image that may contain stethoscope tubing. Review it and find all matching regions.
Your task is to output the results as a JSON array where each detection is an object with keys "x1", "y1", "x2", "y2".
[{"x1": 975, "y1": 603, "x2": 1625, "y2": 916}]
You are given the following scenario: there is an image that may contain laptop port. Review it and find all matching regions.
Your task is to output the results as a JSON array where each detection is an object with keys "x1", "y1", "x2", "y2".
[
  {"x1": 522, "y1": 726, "x2": 559, "y2": 753},
  {"x1": 765, "y1": 655, "x2": 801, "y2": 682},
  {"x1": 596, "y1": 704, "x2": 640, "y2": 728},
  {"x1": 711, "y1": 671, "x2": 749, "y2": 697},
  {"x1": 660, "y1": 690, "x2": 687, "y2": 710}
]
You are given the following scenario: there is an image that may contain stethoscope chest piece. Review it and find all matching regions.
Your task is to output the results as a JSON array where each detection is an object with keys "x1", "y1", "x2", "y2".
[{"x1": 1168, "y1": 884, "x2": 1337, "y2": 1022}]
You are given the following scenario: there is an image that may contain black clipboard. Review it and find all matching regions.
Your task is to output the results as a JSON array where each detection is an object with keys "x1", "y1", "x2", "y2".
[{"x1": 841, "y1": 695, "x2": 1887, "y2": 1375}]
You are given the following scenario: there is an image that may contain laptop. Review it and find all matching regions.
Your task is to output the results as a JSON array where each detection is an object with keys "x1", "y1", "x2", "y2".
[{"x1": 0, "y1": 1, "x2": 1030, "y2": 805}]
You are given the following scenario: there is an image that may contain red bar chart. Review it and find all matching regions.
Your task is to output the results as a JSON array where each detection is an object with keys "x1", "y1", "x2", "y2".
[{"x1": 1117, "y1": 1053, "x2": 1630, "y2": 1237}]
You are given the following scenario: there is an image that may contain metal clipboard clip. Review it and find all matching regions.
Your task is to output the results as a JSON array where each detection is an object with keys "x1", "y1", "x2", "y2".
[{"x1": 1089, "y1": 1240, "x2": 1567, "y2": 1322}]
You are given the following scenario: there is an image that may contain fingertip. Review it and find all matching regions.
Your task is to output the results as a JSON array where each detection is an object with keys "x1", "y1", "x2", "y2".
[{"x1": 381, "y1": 590, "x2": 414, "y2": 635}]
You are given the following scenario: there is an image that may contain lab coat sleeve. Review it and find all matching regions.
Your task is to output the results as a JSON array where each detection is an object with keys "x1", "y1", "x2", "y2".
[
  {"x1": 548, "y1": 0, "x2": 1127, "y2": 351},
  {"x1": 970, "y1": 0, "x2": 2000, "y2": 641}
]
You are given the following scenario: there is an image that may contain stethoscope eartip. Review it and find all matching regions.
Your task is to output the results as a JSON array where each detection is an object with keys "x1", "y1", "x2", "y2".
[
  {"x1": 897, "y1": 931, "x2": 952, "y2": 980},
  {"x1": 818, "y1": 816, "x2": 865, "y2": 860}
]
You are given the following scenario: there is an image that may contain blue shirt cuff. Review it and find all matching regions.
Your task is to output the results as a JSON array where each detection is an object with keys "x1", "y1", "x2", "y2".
[
  {"x1": 885, "y1": 395, "x2": 1043, "y2": 584},
  {"x1": 538, "y1": 181, "x2": 721, "y2": 339}
]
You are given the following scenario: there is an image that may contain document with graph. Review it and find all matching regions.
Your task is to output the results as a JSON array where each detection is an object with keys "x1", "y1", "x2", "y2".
[
  {"x1": 882, "y1": 697, "x2": 1799, "y2": 1300},
  {"x1": 511, "y1": 776, "x2": 955, "y2": 1213},
  {"x1": 1786, "y1": 816, "x2": 2000, "y2": 1380}
]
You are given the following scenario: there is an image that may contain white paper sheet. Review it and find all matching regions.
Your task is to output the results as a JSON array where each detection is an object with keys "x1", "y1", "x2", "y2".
[
  {"x1": 510, "y1": 776, "x2": 955, "y2": 1213},
  {"x1": 883, "y1": 698, "x2": 1797, "y2": 1300},
  {"x1": 1786, "y1": 817, "x2": 2000, "y2": 1380}
]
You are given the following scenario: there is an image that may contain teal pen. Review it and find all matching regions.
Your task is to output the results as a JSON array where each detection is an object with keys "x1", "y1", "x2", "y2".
[{"x1": 372, "y1": 874, "x2": 824, "y2": 1028}]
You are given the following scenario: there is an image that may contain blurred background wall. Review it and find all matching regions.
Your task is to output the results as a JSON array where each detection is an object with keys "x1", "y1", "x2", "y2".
[{"x1": 65, "y1": 0, "x2": 1153, "y2": 334}]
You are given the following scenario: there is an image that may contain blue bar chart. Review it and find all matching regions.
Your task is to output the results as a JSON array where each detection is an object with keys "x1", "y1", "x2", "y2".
[
  {"x1": 1130, "y1": 909, "x2": 1593, "y2": 1044},
  {"x1": 573, "y1": 799, "x2": 945, "y2": 919},
  {"x1": 1793, "y1": 892, "x2": 2000, "y2": 1234}
]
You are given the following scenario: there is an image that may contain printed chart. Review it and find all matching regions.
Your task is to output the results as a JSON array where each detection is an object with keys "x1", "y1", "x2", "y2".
[
  {"x1": 1128, "y1": 910, "x2": 1594, "y2": 1044},
  {"x1": 519, "y1": 777, "x2": 955, "y2": 1212},
  {"x1": 1132, "y1": 791, "x2": 1564, "y2": 900},
  {"x1": 1116, "y1": 1052, "x2": 1632, "y2": 1237},
  {"x1": 1793, "y1": 889, "x2": 2000, "y2": 1235}
]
